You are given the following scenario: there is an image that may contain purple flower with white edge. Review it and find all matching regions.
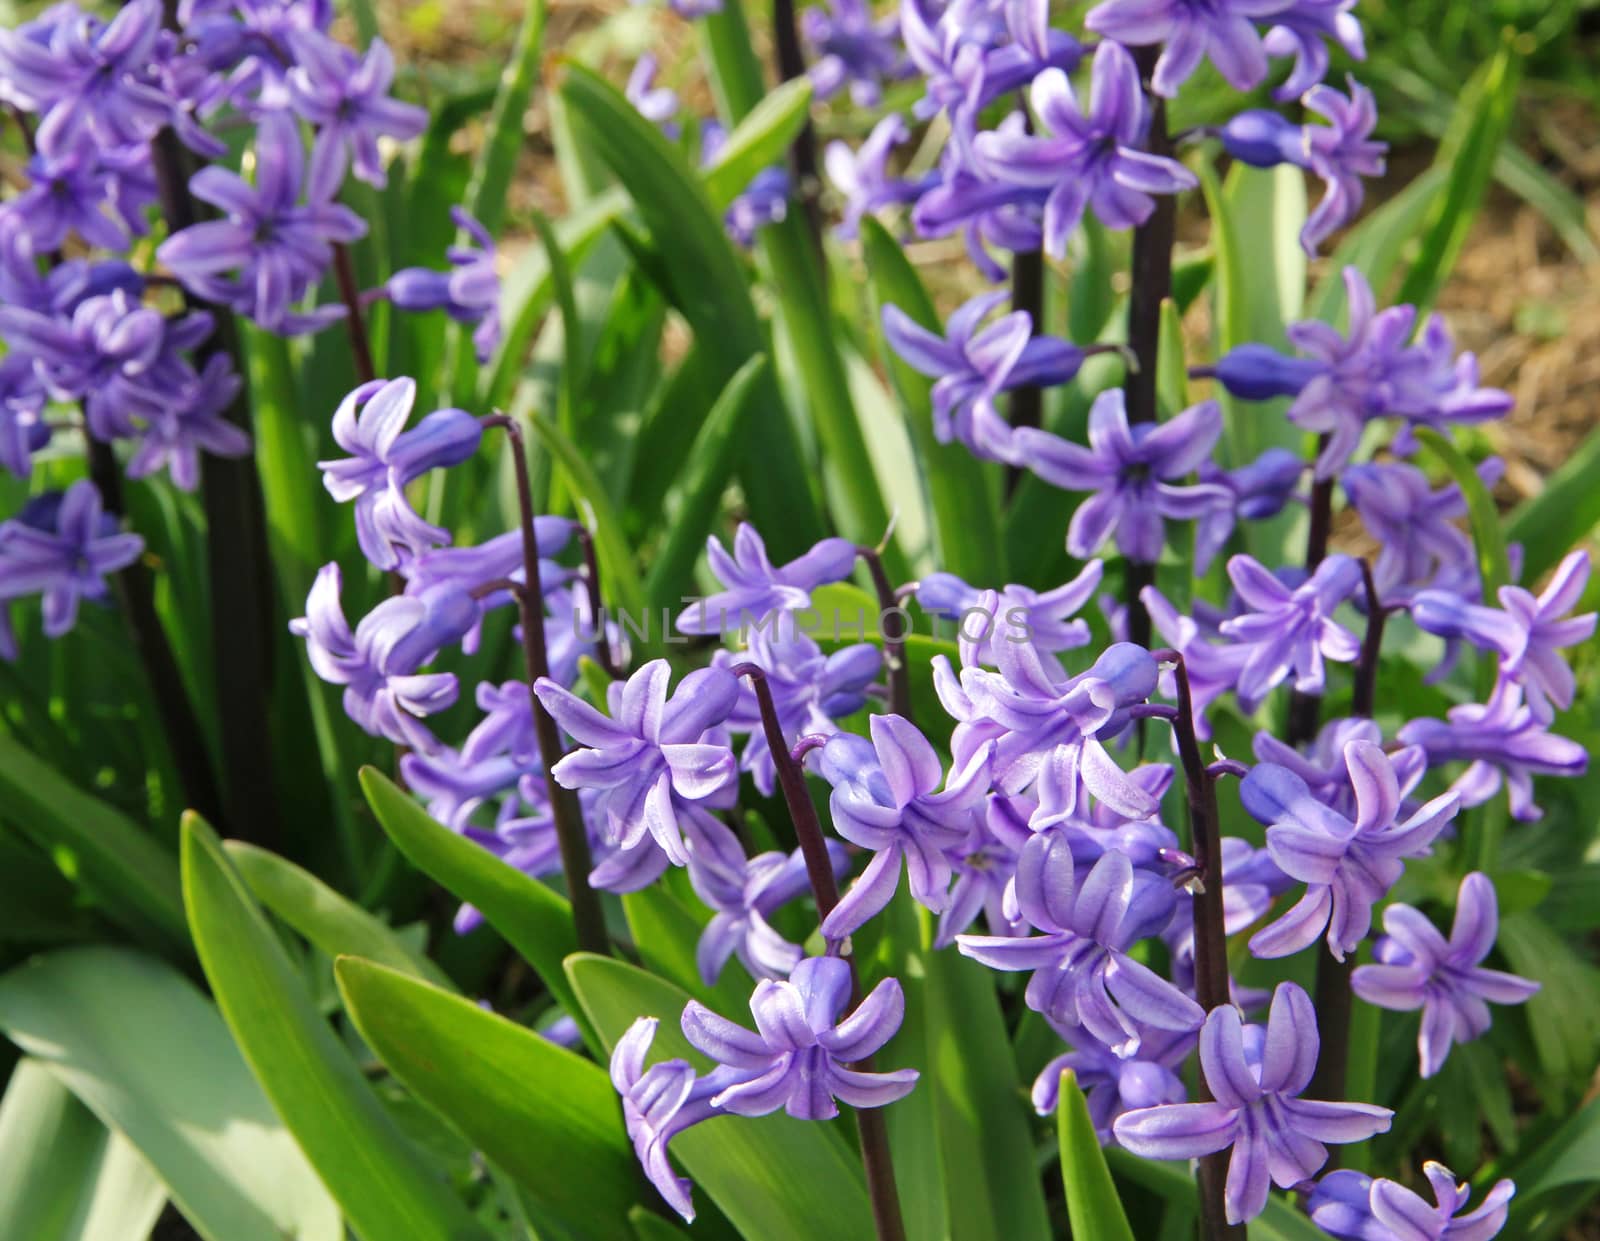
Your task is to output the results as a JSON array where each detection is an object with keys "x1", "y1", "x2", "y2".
[
  {"x1": 959, "y1": 842, "x2": 1205, "y2": 1056},
  {"x1": 380, "y1": 208, "x2": 501, "y2": 363},
  {"x1": 674, "y1": 523, "x2": 856, "y2": 636},
  {"x1": 0, "y1": 482, "x2": 143, "y2": 653},
  {"x1": 824, "y1": 115, "x2": 931, "y2": 240},
  {"x1": 1085, "y1": 0, "x2": 1292, "y2": 97},
  {"x1": 1142, "y1": 586, "x2": 1250, "y2": 740},
  {"x1": 1412, "y1": 550, "x2": 1595, "y2": 721},
  {"x1": 157, "y1": 111, "x2": 366, "y2": 335},
  {"x1": 1263, "y1": 0, "x2": 1365, "y2": 101},
  {"x1": 625, "y1": 54, "x2": 679, "y2": 135},
  {"x1": 535, "y1": 659, "x2": 740, "y2": 867},
  {"x1": 610, "y1": 1017, "x2": 734, "y2": 1223},
  {"x1": 1114, "y1": 982, "x2": 1393, "y2": 1224},
  {"x1": 1398, "y1": 681, "x2": 1588, "y2": 821},
  {"x1": 1017, "y1": 390, "x2": 1229, "y2": 564},
  {"x1": 1351, "y1": 872, "x2": 1538, "y2": 1078},
  {"x1": 1342, "y1": 459, "x2": 1488, "y2": 600},
  {"x1": 883, "y1": 291, "x2": 1085, "y2": 463},
  {"x1": 1244, "y1": 739, "x2": 1459, "y2": 960},
  {"x1": 973, "y1": 43, "x2": 1197, "y2": 255},
  {"x1": 1219, "y1": 553, "x2": 1363, "y2": 705},
  {"x1": 1310, "y1": 1163, "x2": 1514, "y2": 1241},
  {"x1": 680, "y1": 955, "x2": 919, "y2": 1119},
  {"x1": 1301, "y1": 78, "x2": 1386, "y2": 255},
  {"x1": 289, "y1": 562, "x2": 476, "y2": 751},
  {"x1": 814, "y1": 714, "x2": 992, "y2": 939},
  {"x1": 318, "y1": 376, "x2": 484, "y2": 570},
  {"x1": 1033, "y1": 1023, "x2": 1191, "y2": 1142},
  {"x1": 803, "y1": 0, "x2": 906, "y2": 106},
  {"x1": 286, "y1": 30, "x2": 427, "y2": 190},
  {"x1": 715, "y1": 626, "x2": 882, "y2": 795},
  {"x1": 917, "y1": 560, "x2": 1102, "y2": 665},
  {"x1": 1194, "y1": 447, "x2": 1306, "y2": 573}
]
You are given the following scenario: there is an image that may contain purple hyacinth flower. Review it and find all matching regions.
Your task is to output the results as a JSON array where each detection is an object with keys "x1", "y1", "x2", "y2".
[
  {"x1": 286, "y1": 31, "x2": 427, "y2": 190},
  {"x1": 1263, "y1": 0, "x2": 1366, "y2": 101},
  {"x1": 883, "y1": 291, "x2": 1084, "y2": 463},
  {"x1": 381, "y1": 208, "x2": 502, "y2": 364},
  {"x1": 317, "y1": 376, "x2": 484, "y2": 570},
  {"x1": 911, "y1": 153, "x2": 1050, "y2": 282},
  {"x1": 1114, "y1": 983, "x2": 1393, "y2": 1225},
  {"x1": 124, "y1": 351, "x2": 251, "y2": 491},
  {"x1": 1243, "y1": 739, "x2": 1459, "y2": 960},
  {"x1": 687, "y1": 823, "x2": 842, "y2": 984},
  {"x1": 674, "y1": 523, "x2": 856, "y2": 636},
  {"x1": 1193, "y1": 447, "x2": 1306, "y2": 573},
  {"x1": 157, "y1": 111, "x2": 366, "y2": 335},
  {"x1": 1342, "y1": 459, "x2": 1487, "y2": 600},
  {"x1": 1301, "y1": 79, "x2": 1386, "y2": 255},
  {"x1": 625, "y1": 54, "x2": 680, "y2": 135},
  {"x1": 1397, "y1": 681, "x2": 1588, "y2": 822},
  {"x1": 0, "y1": 482, "x2": 143, "y2": 653},
  {"x1": 0, "y1": 356, "x2": 49, "y2": 479},
  {"x1": 1210, "y1": 342, "x2": 1324, "y2": 401},
  {"x1": 610, "y1": 1017, "x2": 732, "y2": 1223},
  {"x1": 824, "y1": 115, "x2": 931, "y2": 240},
  {"x1": 1085, "y1": 0, "x2": 1292, "y2": 97},
  {"x1": 715, "y1": 626, "x2": 882, "y2": 795},
  {"x1": 0, "y1": 0, "x2": 173, "y2": 152},
  {"x1": 959, "y1": 843, "x2": 1205, "y2": 1056},
  {"x1": 1141, "y1": 587, "x2": 1250, "y2": 741},
  {"x1": 917, "y1": 560, "x2": 1102, "y2": 665},
  {"x1": 289, "y1": 562, "x2": 476, "y2": 751},
  {"x1": 681, "y1": 955, "x2": 919, "y2": 1119},
  {"x1": 813, "y1": 714, "x2": 992, "y2": 940},
  {"x1": 1219, "y1": 553, "x2": 1363, "y2": 705},
  {"x1": 535, "y1": 659, "x2": 740, "y2": 867},
  {"x1": 1351, "y1": 872, "x2": 1538, "y2": 1078},
  {"x1": 1310, "y1": 1163, "x2": 1514, "y2": 1241},
  {"x1": 973, "y1": 43, "x2": 1197, "y2": 254},
  {"x1": 1412, "y1": 551, "x2": 1595, "y2": 721},
  {"x1": 1033, "y1": 1023, "x2": 1191, "y2": 1143},
  {"x1": 1216, "y1": 109, "x2": 1307, "y2": 169},
  {"x1": 1252, "y1": 716, "x2": 1427, "y2": 821},
  {"x1": 935, "y1": 791, "x2": 1033, "y2": 947},
  {"x1": 401, "y1": 521, "x2": 576, "y2": 654},
  {"x1": 5, "y1": 136, "x2": 145, "y2": 254},
  {"x1": 803, "y1": 0, "x2": 906, "y2": 107},
  {"x1": 1018, "y1": 390, "x2": 1229, "y2": 565}
]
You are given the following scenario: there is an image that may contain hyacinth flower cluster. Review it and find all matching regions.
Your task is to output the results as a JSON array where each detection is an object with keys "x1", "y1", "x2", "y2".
[{"x1": 263, "y1": 0, "x2": 1593, "y2": 1238}]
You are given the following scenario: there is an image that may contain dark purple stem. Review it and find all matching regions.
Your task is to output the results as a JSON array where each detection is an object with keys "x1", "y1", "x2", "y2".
[
  {"x1": 1007, "y1": 91, "x2": 1044, "y2": 494},
  {"x1": 858, "y1": 546, "x2": 911, "y2": 722},
  {"x1": 482, "y1": 414, "x2": 608, "y2": 956},
  {"x1": 770, "y1": 0, "x2": 823, "y2": 247},
  {"x1": 332, "y1": 242, "x2": 377, "y2": 386},
  {"x1": 732, "y1": 663, "x2": 908, "y2": 1241},
  {"x1": 1351, "y1": 560, "x2": 1386, "y2": 721},
  {"x1": 1288, "y1": 435, "x2": 1336, "y2": 746}
]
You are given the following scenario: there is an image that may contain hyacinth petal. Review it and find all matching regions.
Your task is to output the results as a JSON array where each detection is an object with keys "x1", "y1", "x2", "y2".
[
  {"x1": 1198, "y1": 1004, "x2": 1258, "y2": 1107},
  {"x1": 1249, "y1": 885, "x2": 1333, "y2": 959},
  {"x1": 1105, "y1": 955, "x2": 1204, "y2": 1032},
  {"x1": 822, "y1": 845, "x2": 903, "y2": 940},
  {"x1": 1417, "y1": 996, "x2": 1456, "y2": 1078},
  {"x1": 1369, "y1": 1179, "x2": 1444, "y2": 1240},
  {"x1": 1381, "y1": 904, "x2": 1449, "y2": 969},
  {"x1": 620, "y1": 659, "x2": 671, "y2": 741},
  {"x1": 819, "y1": 977, "x2": 904, "y2": 1061},
  {"x1": 1014, "y1": 830, "x2": 1077, "y2": 932},
  {"x1": 956, "y1": 932, "x2": 1069, "y2": 972},
  {"x1": 1265, "y1": 822, "x2": 1350, "y2": 886},
  {"x1": 1464, "y1": 967, "x2": 1540, "y2": 1005},
  {"x1": 1113, "y1": 1101, "x2": 1237, "y2": 1161},
  {"x1": 1259, "y1": 981, "x2": 1319, "y2": 1095},
  {"x1": 680, "y1": 1002, "x2": 773, "y2": 1068},
  {"x1": 827, "y1": 1063, "x2": 920, "y2": 1109},
  {"x1": 869, "y1": 713, "x2": 942, "y2": 805},
  {"x1": 1449, "y1": 871, "x2": 1499, "y2": 964},
  {"x1": 1074, "y1": 849, "x2": 1134, "y2": 944},
  {"x1": 1279, "y1": 1097, "x2": 1393, "y2": 1144},
  {"x1": 532, "y1": 679, "x2": 635, "y2": 748},
  {"x1": 1344, "y1": 740, "x2": 1400, "y2": 833},
  {"x1": 1350, "y1": 963, "x2": 1427, "y2": 1011}
]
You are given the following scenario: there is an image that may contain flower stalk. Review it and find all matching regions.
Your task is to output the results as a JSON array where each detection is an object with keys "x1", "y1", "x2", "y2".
[
  {"x1": 332, "y1": 242, "x2": 377, "y2": 386},
  {"x1": 1288, "y1": 434, "x2": 1336, "y2": 745}
]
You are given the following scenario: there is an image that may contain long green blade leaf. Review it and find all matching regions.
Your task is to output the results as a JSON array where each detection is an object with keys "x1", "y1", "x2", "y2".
[{"x1": 1057, "y1": 1071, "x2": 1137, "y2": 1241}]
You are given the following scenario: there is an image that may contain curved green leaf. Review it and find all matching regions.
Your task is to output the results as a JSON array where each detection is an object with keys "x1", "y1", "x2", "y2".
[
  {"x1": 180, "y1": 815, "x2": 488, "y2": 1241},
  {"x1": 0, "y1": 946, "x2": 339, "y2": 1241},
  {"x1": 702, "y1": 78, "x2": 814, "y2": 212},
  {"x1": 1057, "y1": 1071, "x2": 1136, "y2": 1241},
  {"x1": 1412, "y1": 427, "x2": 1511, "y2": 596},
  {"x1": 1505, "y1": 420, "x2": 1600, "y2": 584},
  {"x1": 335, "y1": 957, "x2": 637, "y2": 1240}
]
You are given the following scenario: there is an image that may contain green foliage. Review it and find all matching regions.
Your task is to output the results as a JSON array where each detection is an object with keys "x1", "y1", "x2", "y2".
[{"x1": 1057, "y1": 1071, "x2": 1137, "y2": 1241}]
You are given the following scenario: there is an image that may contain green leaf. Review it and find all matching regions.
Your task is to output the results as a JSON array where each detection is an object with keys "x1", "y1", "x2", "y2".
[
  {"x1": 358, "y1": 767, "x2": 591, "y2": 1042},
  {"x1": 0, "y1": 733, "x2": 186, "y2": 957},
  {"x1": 630, "y1": 1204, "x2": 696, "y2": 1241},
  {"x1": 1155, "y1": 297, "x2": 1189, "y2": 420},
  {"x1": 1304, "y1": 169, "x2": 1447, "y2": 326},
  {"x1": 0, "y1": 1058, "x2": 165, "y2": 1241},
  {"x1": 701, "y1": 77, "x2": 814, "y2": 213},
  {"x1": 0, "y1": 947, "x2": 339, "y2": 1241},
  {"x1": 1412, "y1": 427, "x2": 1511, "y2": 595},
  {"x1": 564, "y1": 953, "x2": 877, "y2": 1241},
  {"x1": 644, "y1": 355, "x2": 767, "y2": 613},
  {"x1": 1105, "y1": 1150, "x2": 1327, "y2": 1241},
  {"x1": 1057, "y1": 1071, "x2": 1136, "y2": 1241},
  {"x1": 1394, "y1": 37, "x2": 1522, "y2": 318},
  {"x1": 1497, "y1": 913, "x2": 1600, "y2": 1093},
  {"x1": 224, "y1": 841, "x2": 454, "y2": 991},
  {"x1": 557, "y1": 60, "x2": 826, "y2": 559},
  {"x1": 621, "y1": 884, "x2": 754, "y2": 1016},
  {"x1": 1505, "y1": 419, "x2": 1600, "y2": 583},
  {"x1": 180, "y1": 815, "x2": 488, "y2": 1241},
  {"x1": 860, "y1": 218, "x2": 1003, "y2": 582},
  {"x1": 463, "y1": 0, "x2": 547, "y2": 238},
  {"x1": 335, "y1": 957, "x2": 638, "y2": 1240}
]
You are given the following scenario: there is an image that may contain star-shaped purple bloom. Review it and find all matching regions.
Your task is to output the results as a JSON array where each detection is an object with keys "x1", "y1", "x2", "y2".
[
  {"x1": 381, "y1": 208, "x2": 502, "y2": 364},
  {"x1": 1262, "y1": 0, "x2": 1366, "y2": 101},
  {"x1": 625, "y1": 54, "x2": 679, "y2": 135},
  {"x1": 1194, "y1": 447, "x2": 1306, "y2": 574},
  {"x1": 317, "y1": 376, "x2": 484, "y2": 570},
  {"x1": 286, "y1": 30, "x2": 427, "y2": 191},
  {"x1": 535, "y1": 659, "x2": 740, "y2": 867},
  {"x1": 157, "y1": 110, "x2": 366, "y2": 335},
  {"x1": 1141, "y1": 586, "x2": 1251, "y2": 740},
  {"x1": 1351, "y1": 871, "x2": 1538, "y2": 1078},
  {"x1": 824, "y1": 115, "x2": 932, "y2": 240},
  {"x1": 934, "y1": 790, "x2": 1033, "y2": 947},
  {"x1": 1219, "y1": 553, "x2": 1363, "y2": 705},
  {"x1": 124, "y1": 351, "x2": 251, "y2": 491},
  {"x1": 959, "y1": 842, "x2": 1205, "y2": 1056},
  {"x1": 1115, "y1": 982, "x2": 1393, "y2": 1224},
  {"x1": 813, "y1": 714, "x2": 993, "y2": 940},
  {"x1": 1301, "y1": 78, "x2": 1387, "y2": 255},
  {"x1": 803, "y1": 0, "x2": 907, "y2": 107},
  {"x1": 290, "y1": 562, "x2": 476, "y2": 751},
  {"x1": 916, "y1": 560, "x2": 1102, "y2": 665},
  {"x1": 1397, "y1": 681, "x2": 1588, "y2": 821},
  {"x1": 1033, "y1": 1022, "x2": 1191, "y2": 1143},
  {"x1": 973, "y1": 43, "x2": 1197, "y2": 254},
  {"x1": 1342, "y1": 459, "x2": 1487, "y2": 600},
  {"x1": 1085, "y1": 0, "x2": 1292, "y2": 97},
  {"x1": 1310, "y1": 1162, "x2": 1514, "y2": 1241},
  {"x1": 1244, "y1": 739, "x2": 1459, "y2": 960},
  {"x1": 680, "y1": 955, "x2": 919, "y2": 1120},
  {"x1": 1018, "y1": 390, "x2": 1229, "y2": 565},
  {"x1": 674, "y1": 524, "x2": 856, "y2": 636}
]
